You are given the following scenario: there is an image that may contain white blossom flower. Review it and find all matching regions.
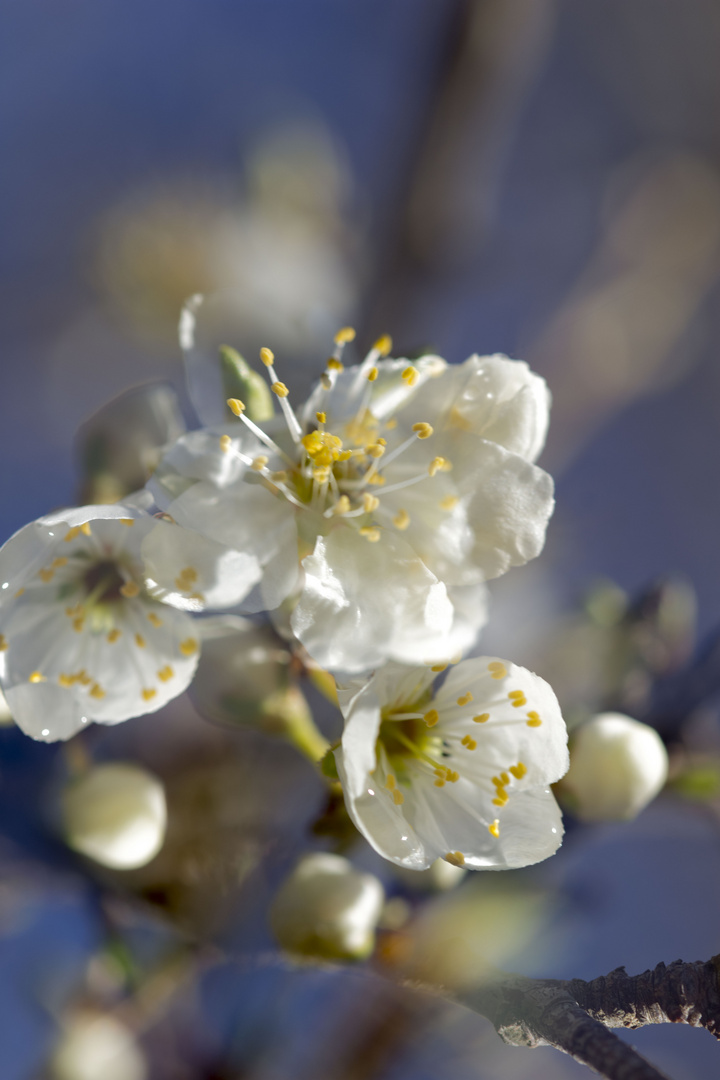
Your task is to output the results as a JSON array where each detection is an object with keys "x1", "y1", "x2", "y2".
[
  {"x1": 561, "y1": 712, "x2": 668, "y2": 822},
  {"x1": 150, "y1": 333, "x2": 554, "y2": 672},
  {"x1": 62, "y1": 762, "x2": 167, "y2": 869},
  {"x1": 334, "y1": 656, "x2": 568, "y2": 870},
  {"x1": 0, "y1": 504, "x2": 208, "y2": 741}
]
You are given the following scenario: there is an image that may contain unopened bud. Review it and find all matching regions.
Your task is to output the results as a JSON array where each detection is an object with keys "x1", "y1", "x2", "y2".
[
  {"x1": 562, "y1": 712, "x2": 668, "y2": 822},
  {"x1": 52, "y1": 1012, "x2": 147, "y2": 1080},
  {"x1": 62, "y1": 763, "x2": 167, "y2": 869},
  {"x1": 270, "y1": 853, "x2": 385, "y2": 962}
]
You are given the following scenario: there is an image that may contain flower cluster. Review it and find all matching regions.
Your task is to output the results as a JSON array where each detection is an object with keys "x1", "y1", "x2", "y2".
[
  {"x1": 0, "y1": 325, "x2": 574, "y2": 874},
  {"x1": 150, "y1": 332, "x2": 554, "y2": 673}
]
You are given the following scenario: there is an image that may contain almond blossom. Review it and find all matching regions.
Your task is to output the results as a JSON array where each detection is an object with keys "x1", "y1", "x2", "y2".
[
  {"x1": 149, "y1": 330, "x2": 554, "y2": 673},
  {"x1": 334, "y1": 657, "x2": 568, "y2": 870},
  {"x1": 0, "y1": 504, "x2": 213, "y2": 740}
]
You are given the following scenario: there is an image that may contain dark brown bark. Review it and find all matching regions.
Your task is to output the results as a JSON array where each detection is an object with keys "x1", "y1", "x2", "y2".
[{"x1": 454, "y1": 955, "x2": 720, "y2": 1080}]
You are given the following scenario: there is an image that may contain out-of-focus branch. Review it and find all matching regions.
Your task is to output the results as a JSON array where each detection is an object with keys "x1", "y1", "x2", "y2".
[{"x1": 454, "y1": 956, "x2": 720, "y2": 1080}]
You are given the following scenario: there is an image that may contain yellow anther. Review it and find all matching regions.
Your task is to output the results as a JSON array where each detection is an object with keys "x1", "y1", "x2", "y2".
[
  {"x1": 337, "y1": 449, "x2": 353, "y2": 462},
  {"x1": 327, "y1": 358, "x2": 344, "y2": 372},
  {"x1": 508, "y1": 690, "x2": 527, "y2": 708},
  {"x1": 58, "y1": 674, "x2": 74, "y2": 688},
  {"x1": 401, "y1": 366, "x2": 418, "y2": 386},
  {"x1": 147, "y1": 612, "x2": 163, "y2": 627},
  {"x1": 447, "y1": 770, "x2": 460, "y2": 783},
  {"x1": 157, "y1": 665, "x2": 174, "y2": 682},
  {"x1": 107, "y1": 629, "x2": 121, "y2": 643},
  {"x1": 179, "y1": 637, "x2": 198, "y2": 656},
  {"x1": 174, "y1": 567, "x2": 198, "y2": 592},
  {"x1": 72, "y1": 617, "x2": 85, "y2": 632},
  {"x1": 368, "y1": 473, "x2": 385, "y2": 485},
  {"x1": 333, "y1": 495, "x2": 351, "y2": 515},
  {"x1": 431, "y1": 663, "x2": 448, "y2": 673},
  {"x1": 439, "y1": 495, "x2": 459, "y2": 511},
  {"x1": 428, "y1": 456, "x2": 448, "y2": 476},
  {"x1": 392, "y1": 509, "x2": 410, "y2": 530},
  {"x1": 271, "y1": 381, "x2": 289, "y2": 398},
  {"x1": 39, "y1": 568, "x2": 54, "y2": 583},
  {"x1": 412, "y1": 422, "x2": 433, "y2": 439},
  {"x1": 120, "y1": 581, "x2": 140, "y2": 598},
  {"x1": 445, "y1": 851, "x2": 465, "y2": 867},
  {"x1": 359, "y1": 526, "x2": 381, "y2": 542},
  {"x1": 509, "y1": 762, "x2": 527, "y2": 779},
  {"x1": 434, "y1": 778, "x2": 446, "y2": 787},
  {"x1": 64, "y1": 527, "x2": 80, "y2": 542},
  {"x1": 526, "y1": 711, "x2": 542, "y2": 727},
  {"x1": 473, "y1": 713, "x2": 490, "y2": 724},
  {"x1": 500, "y1": 771, "x2": 510, "y2": 786},
  {"x1": 385, "y1": 418, "x2": 397, "y2": 430},
  {"x1": 492, "y1": 775, "x2": 504, "y2": 789},
  {"x1": 220, "y1": 434, "x2": 232, "y2": 454},
  {"x1": 120, "y1": 518, "x2": 135, "y2": 526},
  {"x1": 66, "y1": 604, "x2": 83, "y2": 618},
  {"x1": 259, "y1": 347, "x2": 275, "y2": 367},
  {"x1": 80, "y1": 522, "x2": 92, "y2": 536},
  {"x1": 367, "y1": 366, "x2": 379, "y2": 382},
  {"x1": 424, "y1": 709, "x2": 439, "y2": 728},
  {"x1": 29, "y1": 671, "x2": 45, "y2": 684},
  {"x1": 0, "y1": 635, "x2": 7, "y2": 651},
  {"x1": 488, "y1": 661, "x2": 507, "y2": 680},
  {"x1": 492, "y1": 791, "x2": 508, "y2": 807},
  {"x1": 52, "y1": 557, "x2": 68, "y2": 568},
  {"x1": 334, "y1": 326, "x2": 356, "y2": 344},
  {"x1": 456, "y1": 692, "x2": 473, "y2": 707},
  {"x1": 141, "y1": 688, "x2": 156, "y2": 701},
  {"x1": 227, "y1": 397, "x2": 245, "y2": 416},
  {"x1": 488, "y1": 820, "x2": 500, "y2": 839},
  {"x1": 316, "y1": 411, "x2": 326, "y2": 424},
  {"x1": 373, "y1": 334, "x2": 392, "y2": 356},
  {"x1": 135, "y1": 634, "x2": 146, "y2": 649},
  {"x1": 362, "y1": 493, "x2": 380, "y2": 513},
  {"x1": 89, "y1": 684, "x2": 105, "y2": 700},
  {"x1": 377, "y1": 437, "x2": 387, "y2": 446},
  {"x1": 14, "y1": 587, "x2": 25, "y2": 598},
  {"x1": 392, "y1": 788, "x2": 404, "y2": 806},
  {"x1": 313, "y1": 466, "x2": 330, "y2": 482},
  {"x1": 77, "y1": 670, "x2": 91, "y2": 686},
  {"x1": 251, "y1": 455, "x2": 269, "y2": 471},
  {"x1": 366, "y1": 442, "x2": 385, "y2": 459},
  {"x1": 461, "y1": 735, "x2": 477, "y2": 751},
  {"x1": 271, "y1": 470, "x2": 288, "y2": 483},
  {"x1": 385, "y1": 774, "x2": 396, "y2": 790}
]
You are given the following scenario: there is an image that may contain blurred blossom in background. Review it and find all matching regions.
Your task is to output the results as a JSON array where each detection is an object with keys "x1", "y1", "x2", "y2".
[{"x1": 3, "y1": 2, "x2": 720, "y2": 1078}]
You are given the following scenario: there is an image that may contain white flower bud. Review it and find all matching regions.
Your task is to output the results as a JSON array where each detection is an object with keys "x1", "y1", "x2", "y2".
[
  {"x1": 62, "y1": 763, "x2": 167, "y2": 870},
  {"x1": 52, "y1": 1012, "x2": 146, "y2": 1080},
  {"x1": 563, "y1": 712, "x2": 668, "y2": 822},
  {"x1": 270, "y1": 853, "x2": 385, "y2": 962}
]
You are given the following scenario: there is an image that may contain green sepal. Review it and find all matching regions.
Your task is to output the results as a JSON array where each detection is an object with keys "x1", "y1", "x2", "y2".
[{"x1": 219, "y1": 345, "x2": 274, "y2": 422}]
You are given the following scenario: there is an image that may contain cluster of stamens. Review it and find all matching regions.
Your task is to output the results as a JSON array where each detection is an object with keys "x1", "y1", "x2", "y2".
[{"x1": 219, "y1": 329, "x2": 456, "y2": 540}]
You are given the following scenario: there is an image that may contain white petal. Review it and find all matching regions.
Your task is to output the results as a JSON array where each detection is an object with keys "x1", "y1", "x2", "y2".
[
  {"x1": 335, "y1": 749, "x2": 430, "y2": 870},
  {"x1": 435, "y1": 656, "x2": 569, "y2": 785},
  {"x1": 291, "y1": 528, "x2": 453, "y2": 673},
  {"x1": 5, "y1": 681, "x2": 89, "y2": 742},
  {"x1": 459, "y1": 439, "x2": 555, "y2": 580},
  {"x1": 141, "y1": 519, "x2": 260, "y2": 610},
  {"x1": 164, "y1": 480, "x2": 299, "y2": 610},
  {"x1": 149, "y1": 427, "x2": 256, "y2": 508},
  {"x1": 335, "y1": 681, "x2": 382, "y2": 800}
]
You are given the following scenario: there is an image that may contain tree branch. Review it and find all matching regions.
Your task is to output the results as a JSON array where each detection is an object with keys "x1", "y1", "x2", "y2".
[{"x1": 454, "y1": 956, "x2": 720, "y2": 1080}]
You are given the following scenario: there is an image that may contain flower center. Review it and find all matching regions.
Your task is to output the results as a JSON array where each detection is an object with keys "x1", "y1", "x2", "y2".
[
  {"x1": 223, "y1": 329, "x2": 450, "y2": 536},
  {"x1": 83, "y1": 560, "x2": 126, "y2": 606}
]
